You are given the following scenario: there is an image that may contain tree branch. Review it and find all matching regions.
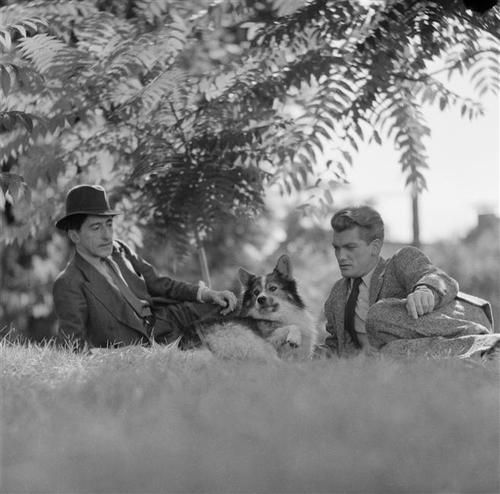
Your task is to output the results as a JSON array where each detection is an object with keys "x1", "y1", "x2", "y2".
[
  {"x1": 391, "y1": 47, "x2": 498, "y2": 82},
  {"x1": 169, "y1": 101, "x2": 195, "y2": 164}
]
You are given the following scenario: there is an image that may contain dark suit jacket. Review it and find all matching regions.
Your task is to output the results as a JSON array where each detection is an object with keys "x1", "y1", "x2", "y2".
[
  {"x1": 53, "y1": 240, "x2": 199, "y2": 348},
  {"x1": 323, "y1": 246, "x2": 460, "y2": 357}
]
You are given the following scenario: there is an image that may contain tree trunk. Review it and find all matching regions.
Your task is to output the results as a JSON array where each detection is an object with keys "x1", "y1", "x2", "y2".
[
  {"x1": 411, "y1": 188, "x2": 421, "y2": 249},
  {"x1": 197, "y1": 243, "x2": 211, "y2": 288}
]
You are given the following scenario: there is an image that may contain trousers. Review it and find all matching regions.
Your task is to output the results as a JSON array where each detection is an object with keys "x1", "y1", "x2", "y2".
[
  {"x1": 151, "y1": 301, "x2": 224, "y2": 348},
  {"x1": 366, "y1": 298, "x2": 493, "y2": 349}
]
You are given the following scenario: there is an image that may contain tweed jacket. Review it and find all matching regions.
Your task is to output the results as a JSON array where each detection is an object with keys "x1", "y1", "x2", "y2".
[
  {"x1": 53, "y1": 240, "x2": 199, "y2": 349},
  {"x1": 323, "y1": 246, "x2": 459, "y2": 357}
]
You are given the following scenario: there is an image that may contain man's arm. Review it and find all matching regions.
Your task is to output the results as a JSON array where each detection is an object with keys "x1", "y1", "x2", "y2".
[
  {"x1": 53, "y1": 276, "x2": 89, "y2": 351},
  {"x1": 116, "y1": 241, "x2": 199, "y2": 300},
  {"x1": 116, "y1": 241, "x2": 237, "y2": 313},
  {"x1": 324, "y1": 317, "x2": 339, "y2": 357},
  {"x1": 322, "y1": 293, "x2": 340, "y2": 357},
  {"x1": 393, "y1": 246, "x2": 459, "y2": 319}
]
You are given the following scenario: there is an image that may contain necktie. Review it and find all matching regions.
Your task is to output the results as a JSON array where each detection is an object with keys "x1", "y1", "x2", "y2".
[
  {"x1": 344, "y1": 277, "x2": 362, "y2": 349},
  {"x1": 102, "y1": 258, "x2": 152, "y2": 318}
]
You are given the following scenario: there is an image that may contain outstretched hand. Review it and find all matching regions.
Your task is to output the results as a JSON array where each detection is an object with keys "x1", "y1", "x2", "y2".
[{"x1": 204, "y1": 289, "x2": 238, "y2": 315}]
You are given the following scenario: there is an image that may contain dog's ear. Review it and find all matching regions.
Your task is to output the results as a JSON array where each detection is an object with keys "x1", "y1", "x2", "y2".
[
  {"x1": 238, "y1": 267, "x2": 254, "y2": 286},
  {"x1": 274, "y1": 254, "x2": 292, "y2": 278}
]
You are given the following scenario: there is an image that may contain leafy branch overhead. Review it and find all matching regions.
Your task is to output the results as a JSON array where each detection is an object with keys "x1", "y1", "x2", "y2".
[{"x1": 0, "y1": 0, "x2": 498, "y2": 251}]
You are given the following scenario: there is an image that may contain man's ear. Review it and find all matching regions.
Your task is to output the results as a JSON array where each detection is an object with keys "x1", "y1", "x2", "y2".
[
  {"x1": 68, "y1": 230, "x2": 79, "y2": 245},
  {"x1": 370, "y1": 238, "x2": 382, "y2": 256},
  {"x1": 274, "y1": 254, "x2": 292, "y2": 278},
  {"x1": 238, "y1": 268, "x2": 254, "y2": 286}
]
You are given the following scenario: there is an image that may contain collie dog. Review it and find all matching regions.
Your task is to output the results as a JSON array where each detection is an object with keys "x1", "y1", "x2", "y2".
[{"x1": 198, "y1": 255, "x2": 317, "y2": 361}]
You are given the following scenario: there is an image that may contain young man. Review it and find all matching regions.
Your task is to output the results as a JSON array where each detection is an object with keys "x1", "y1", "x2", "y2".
[
  {"x1": 323, "y1": 206, "x2": 494, "y2": 358},
  {"x1": 53, "y1": 184, "x2": 238, "y2": 351}
]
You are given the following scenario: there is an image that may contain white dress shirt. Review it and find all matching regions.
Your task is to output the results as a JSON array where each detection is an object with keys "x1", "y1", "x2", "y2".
[
  {"x1": 347, "y1": 266, "x2": 377, "y2": 349},
  {"x1": 77, "y1": 249, "x2": 118, "y2": 288}
]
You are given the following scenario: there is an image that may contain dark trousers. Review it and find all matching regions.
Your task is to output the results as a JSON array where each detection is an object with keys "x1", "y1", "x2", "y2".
[{"x1": 151, "y1": 302, "x2": 224, "y2": 348}]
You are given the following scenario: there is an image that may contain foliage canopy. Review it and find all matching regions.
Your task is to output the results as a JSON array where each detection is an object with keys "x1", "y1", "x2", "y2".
[{"x1": 0, "y1": 0, "x2": 498, "y2": 256}]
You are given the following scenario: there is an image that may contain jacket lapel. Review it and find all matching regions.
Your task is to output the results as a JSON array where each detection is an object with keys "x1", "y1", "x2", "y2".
[
  {"x1": 369, "y1": 257, "x2": 386, "y2": 304},
  {"x1": 74, "y1": 254, "x2": 148, "y2": 336},
  {"x1": 334, "y1": 278, "x2": 350, "y2": 350}
]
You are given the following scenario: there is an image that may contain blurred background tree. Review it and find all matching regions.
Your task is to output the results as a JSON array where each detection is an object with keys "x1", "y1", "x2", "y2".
[{"x1": 0, "y1": 0, "x2": 498, "y2": 338}]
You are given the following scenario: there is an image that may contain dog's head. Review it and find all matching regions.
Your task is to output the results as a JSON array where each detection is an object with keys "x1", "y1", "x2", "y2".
[{"x1": 238, "y1": 254, "x2": 305, "y2": 321}]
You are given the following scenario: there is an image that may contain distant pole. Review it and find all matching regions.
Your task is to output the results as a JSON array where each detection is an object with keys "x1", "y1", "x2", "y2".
[{"x1": 411, "y1": 186, "x2": 421, "y2": 248}]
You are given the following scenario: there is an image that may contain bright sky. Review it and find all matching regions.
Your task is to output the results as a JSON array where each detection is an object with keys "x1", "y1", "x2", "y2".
[
  {"x1": 267, "y1": 88, "x2": 498, "y2": 246},
  {"x1": 331, "y1": 89, "x2": 499, "y2": 243}
]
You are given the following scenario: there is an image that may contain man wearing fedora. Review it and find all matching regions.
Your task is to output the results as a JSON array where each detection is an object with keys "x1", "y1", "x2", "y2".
[{"x1": 53, "y1": 184, "x2": 238, "y2": 351}]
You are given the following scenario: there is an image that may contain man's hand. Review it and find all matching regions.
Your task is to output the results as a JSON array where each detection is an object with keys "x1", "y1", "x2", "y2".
[
  {"x1": 203, "y1": 289, "x2": 238, "y2": 315},
  {"x1": 406, "y1": 286, "x2": 435, "y2": 319}
]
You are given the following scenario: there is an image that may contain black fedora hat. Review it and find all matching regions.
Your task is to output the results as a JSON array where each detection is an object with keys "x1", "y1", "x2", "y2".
[{"x1": 56, "y1": 184, "x2": 120, "y2": 230}]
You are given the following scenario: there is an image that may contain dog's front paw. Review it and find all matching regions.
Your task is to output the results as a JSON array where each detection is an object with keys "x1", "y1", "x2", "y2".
[{"x1": 284, "y1": 325, "x2": 302, "y2": 348}]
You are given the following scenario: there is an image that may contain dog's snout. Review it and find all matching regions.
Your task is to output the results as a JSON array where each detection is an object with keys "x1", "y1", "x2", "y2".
[{"x1": 257, "y1": 295, "x2": 267, "y2": 305}]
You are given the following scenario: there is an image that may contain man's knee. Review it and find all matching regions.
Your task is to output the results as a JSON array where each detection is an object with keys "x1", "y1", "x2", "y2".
[
  {"x1": 182, "y1": 302, "x2": 226, "y2": 324},
  {"x1": 366, "y1": 299, "x2": 407, "y2": 332},
  {"x1": 447, "y1": 299, "x2": 493, "y2": 333},
  {"x1": 366, "y1": 298, "x2": 419, "y2": 348},
  {"x1": 366, "y1": 300, "x2": 391, "y2": 347},
  {"x1": 366, "y1": 298, "x2": 491, "y2": 344}
]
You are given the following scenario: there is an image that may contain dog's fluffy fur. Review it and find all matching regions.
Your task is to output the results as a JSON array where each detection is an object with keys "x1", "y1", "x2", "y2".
[{"x1": 198, "y1": 255, "x2": 317, "y2": 361}]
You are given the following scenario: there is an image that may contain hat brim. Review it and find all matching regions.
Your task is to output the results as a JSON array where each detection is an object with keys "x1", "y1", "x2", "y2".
[{"x1": 55, "y1": 210, "x2": 121, "y2": 230}]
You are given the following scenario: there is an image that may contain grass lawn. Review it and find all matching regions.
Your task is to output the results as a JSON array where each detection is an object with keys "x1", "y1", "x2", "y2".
[{"x1": 1, "y1": 342, "x2": 499, "y2": 494}]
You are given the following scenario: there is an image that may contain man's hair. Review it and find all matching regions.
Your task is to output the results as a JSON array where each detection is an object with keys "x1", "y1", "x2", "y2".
[
  {"x1": 330, "y1": 206, "x2": 384, "y2": 243},
  {"x1": 62, "y1": 214, "x2": 88, "y2": 232}
]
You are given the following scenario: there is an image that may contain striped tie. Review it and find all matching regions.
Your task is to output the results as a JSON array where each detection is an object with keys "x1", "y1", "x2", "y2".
[{"x1": 102, "y1": 258, "x2": 152, "y2": 318}]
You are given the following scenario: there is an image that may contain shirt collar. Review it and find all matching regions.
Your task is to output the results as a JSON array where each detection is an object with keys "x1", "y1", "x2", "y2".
[
  {"x1": 76, "y1": 248, "x2": 108, "y2": 270},
  {"x1": 361, "y1": 264, "x2": 377, "y2": 287},
  {"x1": 349, "y1": 264, "x2": 377, "y2": 289}
]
